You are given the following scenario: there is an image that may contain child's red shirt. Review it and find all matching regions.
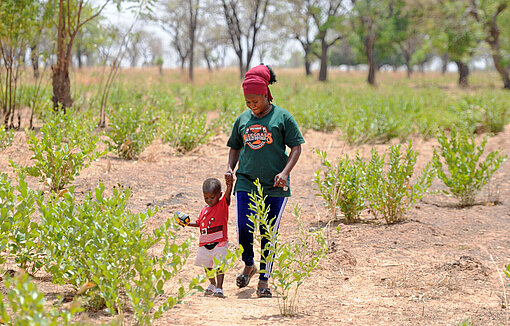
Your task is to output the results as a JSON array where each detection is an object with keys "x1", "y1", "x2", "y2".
[{"x1": 196, "y1": 196, "x2": 229, "y2": 247}]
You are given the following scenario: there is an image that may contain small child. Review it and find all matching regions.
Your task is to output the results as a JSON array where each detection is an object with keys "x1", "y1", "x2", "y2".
[{"x1": 181, "y1": 174, "x2": 233, "y2": 298}]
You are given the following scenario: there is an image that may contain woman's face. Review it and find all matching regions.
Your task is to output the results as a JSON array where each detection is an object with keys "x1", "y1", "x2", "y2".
[{"x1": 244, "y1": 94, "x2": 270, "y2": 117}]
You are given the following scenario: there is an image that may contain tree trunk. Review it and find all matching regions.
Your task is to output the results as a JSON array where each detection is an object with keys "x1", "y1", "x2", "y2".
[
  {"x1": 454, "y1": 60, "x2": 469, "y2": 88},
  {"x1": 52, "y1": 0, "x2": 75, "y2": 110},
  {"x1": 441, "y1": 53, "x2": 448, "y2": 74},
  {"x1": 239, "y1": 58, "x2": 246, "y2": 79},
  {"x1": 318, "y1": 39, "x2": 328, "y2": 82},
  {"x1": 203, "y1": 51, "x2": 212, "y2": 71},
  {"x1": 486, "y1": 38, "x2": 510, "y2": 89},
  {"x1": 188, "y1": 45, "x2": 194, "y2": 81},
  {"x1": 365, "y1": 34, "x2": 376, "y2": 86},
  {"x1": 404, "y1": 53, "x2": 412, "y2": 78},
  {"x1": 30, "y1": 45, "x2": 39, "y2": 79},
  {"x1": 77, "y1": 45, "x2": 83, "y2": 69},
  {"x1": 51, "y1": 65, "x2": 73, "y2": 110},
  {"x1": 305, "y1": 59, "x2": 311, "y2": 76}
]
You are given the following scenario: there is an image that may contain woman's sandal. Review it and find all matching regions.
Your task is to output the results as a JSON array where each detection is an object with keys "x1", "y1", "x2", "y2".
[
  {"x1": 236, "y1": 265, "x2": 257, "y2": 288},
  {"x1": 256, "y1": 280, "x2": 272, "y2": 298}
]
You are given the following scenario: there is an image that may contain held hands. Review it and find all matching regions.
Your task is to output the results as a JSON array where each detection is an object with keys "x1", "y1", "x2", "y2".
[{"x1": 225, "y1": 170, "x2": 234, "y2": 186}]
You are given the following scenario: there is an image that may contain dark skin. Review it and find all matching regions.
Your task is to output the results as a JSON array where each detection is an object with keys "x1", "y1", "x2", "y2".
[
  {"x1": 185, "y1": 174, "x2": 234, "y2": 291},
  {"x1": 226, "y1": 93, "x2": 302, "y2": 290}
]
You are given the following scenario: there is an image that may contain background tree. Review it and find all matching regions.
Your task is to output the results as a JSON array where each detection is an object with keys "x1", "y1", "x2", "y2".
[
  {"x1": 350, "y1": 0, "x2": 398, "y2": 86},
  {"x1": 329, "y1": 41, "x2": 357, "y2": 69},
  {"x1": 392, "y1": 0, "x2": 427, "y2": 78},
  {"x1": 310, "y1": 0, "x2": 346, "y2": 81},
  {"x1": 125, "y1": 29, "x2": 145, "y2": 67},
  {"x1": 469, "y1": 0, "x2": 510, "y2": 89},
  {"x1": 283, "y1": 0, "x2": 317, "y2": 76},
  {"x1": 221, "y1": 0, "x2": 271, "y2": 78},
  {"x1": 149, "y1": 0, "x2": 201, "y2": 80},
  {"x1": 51, "y1": 0, "x2": 113, "y2": 109},
  {"x1": 0, "y1": 0, "x2": 44, "y2": 127},
  {"x1": 429, "y1": 0, "x2": 481, "y2": 88},
  {"x1": 73, "y1": 13, "x2": 109, "y2": 68}
]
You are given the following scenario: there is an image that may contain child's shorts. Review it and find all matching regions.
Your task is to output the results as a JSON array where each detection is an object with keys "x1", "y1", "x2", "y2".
[{"x1": 194, "y1": 243, "x2": 228, "y2": 269}]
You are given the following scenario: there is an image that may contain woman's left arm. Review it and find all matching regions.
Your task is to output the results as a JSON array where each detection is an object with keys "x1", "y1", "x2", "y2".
[{"x1": 273, "y1": 144, "x2": 302, "y2": 187}]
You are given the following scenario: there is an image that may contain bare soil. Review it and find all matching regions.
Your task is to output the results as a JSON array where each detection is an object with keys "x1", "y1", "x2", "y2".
[{"x1": 1, "y1": 124, "x2": 509, "y2": 326}]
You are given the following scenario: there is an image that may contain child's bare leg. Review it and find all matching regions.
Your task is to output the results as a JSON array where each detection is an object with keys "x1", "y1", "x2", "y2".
[
  {"x1": 205, "y1": 268, "x2": 216, "y2": 286},
  {"x1": 216, "y1": 273, "x2": 224, "y2": 290}
]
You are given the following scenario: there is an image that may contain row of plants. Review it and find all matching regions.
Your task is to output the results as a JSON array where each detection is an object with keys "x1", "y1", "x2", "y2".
[
  {"x1": 12, "y1": 70, "x2": 509, "y2": 156},
  {"x1": 0, "y1": 169, "x2": 242, "y2": 324},
  {"x1": 0, "y1": 108, "x2": 241, "y2": 324},
  {"x1": 314, "y1": 129, "x2": 507, "y2": 224}
]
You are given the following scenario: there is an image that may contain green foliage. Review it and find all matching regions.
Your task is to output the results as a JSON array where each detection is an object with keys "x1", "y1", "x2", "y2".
[
  {"x1": 106, "y1": 107, "x2": 157, "y2": 159},
  {"x1": 37, "y1": 183, "x2": 202, "y2": 323},
  {"x1": 248, "y1": 180, "x2": 327, "y2": 316},
  {"x1": 0, "y1": 173, "x2": 43, "y2": 273},
  {"x1": 300, "y1": 104, "x2": 339, "y2": 133},
  {"x1": 457, "y1": 319, "x2": 474, "y2": 326},
  {"x1": 342, "y1": 104, "x2": 412, "y2": 145},
  {"x1": 432, "y1": 128, "x2": 507, "y2": 206},
  {"x1": 365, "y1": 143, "x2": 434, "y2": 224},
  {"x1": 0, "y1": 127, "x2": 15, "y2": 150},
  {"x1": 13, "y1": 111, "x2": 104, "y2": 192},
  {"x1": 459, "y1": 96, "x2": 508, "y2": 134},
  {"x1": 314, "y1": 150, "x2": 366, "y2": 223},
  {"x1": 314, "y1": 143, "x2": 433, "y2": 224},
  {"x1": 505, "y1": 264, "x2": 510, "y2": 285},
  {"x1": 161, "y1": 111, "x2": 213, "y2": 153},
  {"x1": 0, "y1": 272, "x2": 83, "y2": 325},
  {"x1": 0, "y1": 0, "x2": 50, "y2": 127}
]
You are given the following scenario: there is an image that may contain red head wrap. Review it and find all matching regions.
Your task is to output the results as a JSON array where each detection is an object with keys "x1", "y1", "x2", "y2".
[{"x1": 242, "y1": 65, "x2": 273, "y2": 102}]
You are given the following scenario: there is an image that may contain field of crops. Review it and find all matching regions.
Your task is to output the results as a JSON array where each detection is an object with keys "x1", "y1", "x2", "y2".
[{"x1": 1, "y1": 68, "x2": 509, "y2": 325}]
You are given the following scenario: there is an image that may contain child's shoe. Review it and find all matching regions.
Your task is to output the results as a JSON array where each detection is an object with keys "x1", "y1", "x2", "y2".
[
  {"x1": 213, "y1": 288, "x2": 225, "y2": 298},
  {"x1": 204, "y1": 284, "x2": 215, "y2": 296}
]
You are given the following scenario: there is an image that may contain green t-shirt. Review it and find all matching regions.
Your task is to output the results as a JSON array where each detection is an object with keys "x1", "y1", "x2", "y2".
[{"x1": 227, "y1": 105, "x2": 305, "y2": 197}]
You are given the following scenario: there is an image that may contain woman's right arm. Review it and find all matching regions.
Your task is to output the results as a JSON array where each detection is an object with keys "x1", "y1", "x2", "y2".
[{"x1": 227, "y1": 148, "x2": 241, "y2": 175}]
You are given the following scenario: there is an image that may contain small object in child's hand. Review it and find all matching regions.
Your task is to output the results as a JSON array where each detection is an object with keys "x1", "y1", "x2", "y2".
[{"x1": 175, "y1": 211, "x2": 190, "y2": 227}]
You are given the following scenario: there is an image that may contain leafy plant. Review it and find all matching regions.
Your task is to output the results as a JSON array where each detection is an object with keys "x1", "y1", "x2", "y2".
[
  {"x1": 0, "y1": 173, "x2": 44, "y2": 273},
  {"x1": 432, "y1": 128, "x2": 507, "y2": 206},
  {"x1": 314, "y1": 150, "x2": 366, "y2": 223},
  {"x1": 0, "y1": 127, "x2": 15, "y2": 150},
  {"x1": 13, "y1": 111, "x2": 105, "y2": 192},
  {"x1": 0, "y1": 272, "x2": 83, "y2": 325},
  {"x1": 457, "y1": 319, "x2": 474, "y2": 326},
  {"x1": 162, "y1": 111, "x2": 212, "y2": 153},
  {"x1": 365, "y1": 143, "x2": 434, "y2": 224},
  {"x1": 37, "y1": 183, "x2": 210, "y2": 324},
  {"x1": 248, "y1": 180, "x2": 327, "y2": 316},
  {"x1": 106, "y1": 107, "x2": 157, "y2": 159}
]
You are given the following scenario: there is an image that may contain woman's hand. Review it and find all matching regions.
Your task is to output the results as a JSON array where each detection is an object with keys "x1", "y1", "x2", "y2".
[
  {"x1": 225, "y1": 171, "x2": 234, "y2": 186},
  {"x1": 273, "y1": 171, "x2": 289, "y2": 188}
]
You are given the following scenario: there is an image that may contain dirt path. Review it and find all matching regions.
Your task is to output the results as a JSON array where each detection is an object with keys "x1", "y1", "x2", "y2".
[{"x1": 1, "y1": 127, "x2": 509, "y2": 325}]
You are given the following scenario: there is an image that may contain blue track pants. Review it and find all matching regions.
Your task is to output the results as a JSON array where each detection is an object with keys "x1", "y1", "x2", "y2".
[{"x1": 235, "y1": 191, "x2": 288, "y2": 280}]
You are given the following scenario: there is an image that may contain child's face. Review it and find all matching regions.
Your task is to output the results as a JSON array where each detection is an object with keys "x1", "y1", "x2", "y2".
[
  {"x1": 244, "y1": 94, "x2": 270, "y2": 117},
  {"x1": 203, "y1": 191, "x2": 221, "y2": 207}
]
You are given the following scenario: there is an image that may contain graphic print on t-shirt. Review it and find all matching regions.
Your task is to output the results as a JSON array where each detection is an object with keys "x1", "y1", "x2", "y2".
[{"x1": 243, "y1": 124, "x2": 273, "y2": 150}]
